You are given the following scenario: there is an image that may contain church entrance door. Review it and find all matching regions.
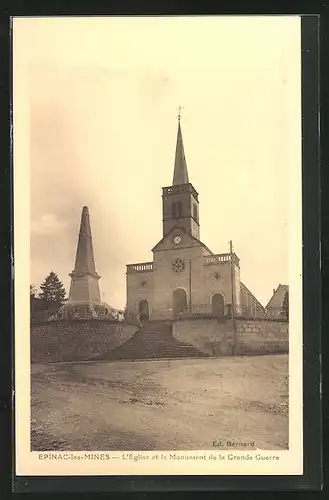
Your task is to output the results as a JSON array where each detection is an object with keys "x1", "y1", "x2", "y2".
[
  {"x1": 212, "y1": 293, "x2": 225, "y2": 316},
  {"x1": 172, "y1": 288, "x2": 187, "y2": 319},
  {"x1": 138, "y1": 299, "x2": 149, "y2": 322}
]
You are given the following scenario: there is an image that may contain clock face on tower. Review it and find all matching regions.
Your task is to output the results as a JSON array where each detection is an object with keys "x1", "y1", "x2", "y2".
[{"x1": 173, "y1": 235, "x2": 182, "y2": 245}]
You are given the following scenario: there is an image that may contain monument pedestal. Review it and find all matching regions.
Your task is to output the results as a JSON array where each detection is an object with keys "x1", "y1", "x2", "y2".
[{"x1": 59, "y1": 301, "x2": 109, "y2": 320}]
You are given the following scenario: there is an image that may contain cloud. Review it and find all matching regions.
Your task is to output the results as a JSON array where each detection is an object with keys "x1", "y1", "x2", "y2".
[{"x1": 31, "y1": 213, "x2": 68, "y2": 235}]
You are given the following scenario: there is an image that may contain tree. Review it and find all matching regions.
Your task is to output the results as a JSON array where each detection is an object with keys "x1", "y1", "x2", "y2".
[
  {"x1": 30, "y1": 284, "x2": 37, "y2": 299},
  {"x1": 282, "y1": 291, "x2": 289, "y2": 320},
  {"x1": 30, "y1": 284, "x2": 39, "y2": 318},
  {"x1": 39, "y1": 271, "x2": 66, "y2": 308}
]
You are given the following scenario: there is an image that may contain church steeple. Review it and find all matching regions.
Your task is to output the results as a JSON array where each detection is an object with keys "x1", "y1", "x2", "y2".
[
  {"x1": 172, "y1": 114, "x2": 189, "y2": 185},
  {"x1": 161, "y1": 112, "x2": 200, "y2": 240}
]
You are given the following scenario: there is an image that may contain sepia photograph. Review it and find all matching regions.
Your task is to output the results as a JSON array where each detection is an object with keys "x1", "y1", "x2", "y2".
[{"x1": 14, "y1": 15, "x2": 303, "y2": 476}]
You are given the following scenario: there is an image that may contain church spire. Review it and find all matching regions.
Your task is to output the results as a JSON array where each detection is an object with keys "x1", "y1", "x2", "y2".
[
  {"x1": 172, "y1": 108, "x2": 189, "y2": 185},
  {"x1": 72, "y1": 206, "x2": 98, "y2": 276}
]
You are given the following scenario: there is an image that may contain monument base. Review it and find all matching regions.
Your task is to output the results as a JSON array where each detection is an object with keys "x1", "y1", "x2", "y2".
[{"x1": 49, "y1": 302, "x2": 112, "y2": 321}]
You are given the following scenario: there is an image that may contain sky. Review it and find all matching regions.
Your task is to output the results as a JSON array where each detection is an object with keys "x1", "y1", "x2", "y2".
[{"x1": 14, "y1": 16, "x2": 301, "y2": 309}]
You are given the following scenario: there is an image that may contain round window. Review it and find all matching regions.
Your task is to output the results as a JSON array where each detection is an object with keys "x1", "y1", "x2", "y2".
[{"x1": 172, "y1": 258, "x2": 185, "y2": 273}]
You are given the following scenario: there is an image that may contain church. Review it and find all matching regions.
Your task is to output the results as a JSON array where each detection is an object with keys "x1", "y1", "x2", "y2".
[{"x1": 126, "y1": 115, "x2": 264, "y2": 321}]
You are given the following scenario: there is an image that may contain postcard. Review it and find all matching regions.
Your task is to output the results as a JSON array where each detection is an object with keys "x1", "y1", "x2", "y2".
[{"x1": 13, "y1": 15, "x2": 303, "y2": 477}]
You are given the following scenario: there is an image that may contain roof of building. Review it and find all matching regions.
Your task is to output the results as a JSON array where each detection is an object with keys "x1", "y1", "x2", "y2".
[
  {"x1": 266, "y1": 284, "x2": 289, "y2": 309},
  {"x1": 240, "y1": 282, "x2": 265, "y2": 310},
  {"x1": 151, "y1": 225, "x2": 214, "y2": 254}
]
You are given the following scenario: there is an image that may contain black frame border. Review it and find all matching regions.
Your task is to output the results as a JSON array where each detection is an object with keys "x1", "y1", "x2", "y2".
[{"x1": 1, "y1": 8, "x2": 322, "y2": 494}]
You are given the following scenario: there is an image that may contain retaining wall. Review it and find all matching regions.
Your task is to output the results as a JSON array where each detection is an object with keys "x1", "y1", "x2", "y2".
[
  {"x1": 31, "y1": 320, "x2": 139, "y2": 363},
  {"x1": 173, "y1": 317, "x2": 288, "y2": 356},
  {"x1": 236, "y1": 319, "x2": 288, "y2": 355}
]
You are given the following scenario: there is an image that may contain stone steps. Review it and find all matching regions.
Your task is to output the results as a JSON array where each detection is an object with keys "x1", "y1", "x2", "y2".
[{"x1": 96, "y1": 320, "x2": 210, "y2": 361}]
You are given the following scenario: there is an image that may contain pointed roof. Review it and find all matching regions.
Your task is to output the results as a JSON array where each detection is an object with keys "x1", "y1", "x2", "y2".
[
  {"x1": 266, "y1": 284, "x2": 289, "y2": 309},
  {"x1": 172, "y1": 120, "x2": 189, "y2": 185},
  {"x1": 72, "y1": 206, "x2": 98, "y2": 275},
  {"x1": 240, "y1": 282, "x2": 265, "y2": 310},
  {"x1": 151, "y1": 225, "x2": 213, "y2": 255}
]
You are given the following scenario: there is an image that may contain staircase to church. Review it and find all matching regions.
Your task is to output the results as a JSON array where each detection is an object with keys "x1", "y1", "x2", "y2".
[{"x1": 97, "y1": 320, "x2": 210, "y2": 361}]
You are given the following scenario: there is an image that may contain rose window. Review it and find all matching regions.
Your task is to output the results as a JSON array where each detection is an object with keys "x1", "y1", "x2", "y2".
[{"x1": 172, "y1": 258, "x2": 185, "y2": 273}]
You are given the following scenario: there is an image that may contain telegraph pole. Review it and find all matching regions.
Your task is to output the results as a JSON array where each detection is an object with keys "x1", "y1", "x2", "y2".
[
  {"x1": 188, "y1": 259, "x2": 192, "y2": 313},
  {"x1": 229, "y1": 240, "x2": 237, "y2": 355}
]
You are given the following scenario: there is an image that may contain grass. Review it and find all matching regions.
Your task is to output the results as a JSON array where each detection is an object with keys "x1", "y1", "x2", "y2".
[{"x1": 31, "y1": 354, "x2": 288, "y2": 451}]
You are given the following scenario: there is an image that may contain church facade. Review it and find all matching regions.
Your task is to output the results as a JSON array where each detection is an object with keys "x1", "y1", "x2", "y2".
[{"x1": 126, "y1": 118, "x2": 263, "y2": 321}]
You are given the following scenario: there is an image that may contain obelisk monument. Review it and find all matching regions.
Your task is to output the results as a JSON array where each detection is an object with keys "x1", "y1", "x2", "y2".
[{"x1": 61, "y1": 206, "x2": 107, "y2": 319}]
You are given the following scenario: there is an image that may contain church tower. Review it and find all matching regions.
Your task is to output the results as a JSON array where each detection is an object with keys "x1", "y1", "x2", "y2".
[
  {"x1": 126, "y1": 111, "x2": 244, "y2": 322},
  {"x1": 162, "y1": 114, "x2": 200, "y2": 240}
]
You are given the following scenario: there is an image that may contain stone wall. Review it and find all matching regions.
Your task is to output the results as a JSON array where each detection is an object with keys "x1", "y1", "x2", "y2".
[
  {"x1": 152, "y1": 245, "x2": 205, "y2": 319},
  {"x1": 31, "y1": 320, "x2": 139, "y2": 363},
  {"x1": 173, "y1": 317, "x2": 288, "y2": 356},
  {"x1": 202, "y1": 260, "x2": 240, "y2": 308},
  {"x1": 236, "y1": 319, "x2": 288, "y2": 355},
  {"x1": 173, "y1": 317, "x2": 235, "y2": 356},
  {"x1": 126, "y1": 270, "x2": 154, "y2": 317}
]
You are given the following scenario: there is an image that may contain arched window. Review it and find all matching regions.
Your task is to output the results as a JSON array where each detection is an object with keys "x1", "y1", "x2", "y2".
[{"x1": 172, "y1": 201, "x2": 183, "y2": 218}]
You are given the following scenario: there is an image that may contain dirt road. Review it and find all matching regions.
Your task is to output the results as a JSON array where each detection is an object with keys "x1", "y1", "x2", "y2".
[{"x1": 31, "y1": 355, "x2": 288, "y2": 451}]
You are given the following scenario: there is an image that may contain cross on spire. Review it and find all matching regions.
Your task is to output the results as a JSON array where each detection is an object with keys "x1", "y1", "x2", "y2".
[{"x1": 177, "y1": 106, "x2": 183, "y2": 123}]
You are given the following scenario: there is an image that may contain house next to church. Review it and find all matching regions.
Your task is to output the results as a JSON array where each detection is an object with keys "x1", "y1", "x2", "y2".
[
  {"x1": 126, "y1": 116, "x2": 265, "y2": 321},
  {"x1": 266, "y1": 284, "x2": 289, "y2": 310}
]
